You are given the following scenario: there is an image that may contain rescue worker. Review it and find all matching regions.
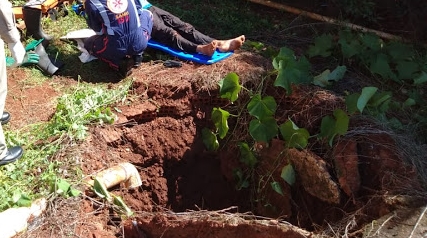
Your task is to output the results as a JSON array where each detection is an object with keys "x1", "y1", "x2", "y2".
[
  {"x1": 0, "y1": 0, "x2": 39, "y2": 165},
  {"x1": 84, "y1": 0, "x2": 153, "y2": 77},
  {"x1": 137, "y1": 0, "x2": 245, "y2": 57}
]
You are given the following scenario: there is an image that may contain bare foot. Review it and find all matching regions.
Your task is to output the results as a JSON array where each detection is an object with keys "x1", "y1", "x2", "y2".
[
  {"x1": 216, "y1": 35, "x2": 245, "y2": 53},
  {"x1": 196, "y1": 41, "x2": 217, "y2": 56}
]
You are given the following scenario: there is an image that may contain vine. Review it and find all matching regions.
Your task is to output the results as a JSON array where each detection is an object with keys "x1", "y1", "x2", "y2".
[{"x1": 202, "y1": 28, "x2": 426, "y2": 196}]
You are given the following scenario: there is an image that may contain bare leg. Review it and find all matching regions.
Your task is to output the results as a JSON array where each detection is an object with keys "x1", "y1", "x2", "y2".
[
  {"x1": 196, "y1": 41, "x2": 218, "y2": 56},
  {"x1": 216, "y1": 35, "x2": 245, "y2": 53}
]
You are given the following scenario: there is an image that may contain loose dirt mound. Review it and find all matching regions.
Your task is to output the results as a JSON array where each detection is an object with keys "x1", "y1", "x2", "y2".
[
  {"x1": 9, "y1": 50, "x2": 426, "y2": 237},
  {"x1": 77, "y1": 51, "x2": 422, "y2": 237}
]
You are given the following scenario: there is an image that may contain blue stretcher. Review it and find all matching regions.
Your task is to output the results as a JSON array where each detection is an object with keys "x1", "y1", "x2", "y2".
[
  {"x1": 61, "y1": 28, "x2": 233, "y2": 65},
  {"x1": 147, "y1": 39, "x2": 233, "y2": 65}
]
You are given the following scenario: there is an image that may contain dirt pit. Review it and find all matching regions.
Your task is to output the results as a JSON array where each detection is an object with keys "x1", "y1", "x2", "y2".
[
  {"x1": 8, "y1": 50, "x2": 426, "y2": 238},
  {"x1": 71, "y1": 52, "x2": 423, "y2": 237}
]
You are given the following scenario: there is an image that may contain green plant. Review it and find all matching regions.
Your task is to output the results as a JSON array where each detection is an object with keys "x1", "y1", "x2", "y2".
[
  {"x1": 308, "y1": 31, "x2": 425, "y2": 86},
  {"x1": 202, "y1": 43, "x2": 353, "y2": 181},
  {"x1": 155, "y1": 0, "x2": 276, "y2": 39},
  {"x1": 0, "y1": 80, "x2": 132, "y2": 212},
  {"x1": 318, "y1": 109, "x2": 350, "y2": 146},
  {"x1": 345, "y1": 86, "x2": 392, "y2": 116},
  {"x1": 50, "y1": 79, "x2": 131, "y2": 140},
  {"x1": 52, "y1": 178, "x2": 81, "y2": 198},
  {"x1": 273, "y1": 47, "x2": 311, "y2": 94},
  {"x1": 93, "y1": 178, "x2": 133, "y2": 217},
  {"x1": 308, "y1": 30, "x2": 427, "y2": 142}
]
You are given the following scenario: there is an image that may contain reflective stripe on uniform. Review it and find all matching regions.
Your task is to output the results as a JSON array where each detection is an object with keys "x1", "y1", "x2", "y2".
[
  {"x1": 91, "y1": 0, "x2": 114, "y2": 35},
  {"x1": 129, "y1": 0, "x2": 141, "y2": 27},
  {"x1": 91, "y1": 0, "x2": 141, "y2": 35}
]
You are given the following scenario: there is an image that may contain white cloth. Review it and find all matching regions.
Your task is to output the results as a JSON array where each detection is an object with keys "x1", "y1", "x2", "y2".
[
  {"x1": 0, "y1": 0, "x2": 25, "y2": 158},
  {"x1": 7, "y1": 42, "x2": 25, "y2": 67},
  {"x1": 60, "y1": 29, "x2": 98, "y2": 63},
  {"x1": 75, "y1": 39, "x2": 98, "y2": 63}
]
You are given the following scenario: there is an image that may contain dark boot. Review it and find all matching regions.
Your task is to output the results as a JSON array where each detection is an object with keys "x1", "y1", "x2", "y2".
[
  {"x1": 117, "y1": 56, "x2": 134, "y2": 78},
  {"x1": 22, "y1": 6, "x2": 53, "y2": 47},
  {"x1": 35, "y1": 44, "x2": 61, "y2": 76}
]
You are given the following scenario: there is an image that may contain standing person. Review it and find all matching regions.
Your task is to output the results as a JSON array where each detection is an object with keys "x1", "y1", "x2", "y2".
[
  {"x1": 0, "y1": 0, "x2": 31, "y2": 165},
  {"x1": 136, "y1": 0, "x2": 245, "y2": 57},
  {"x1": 84, "y1": 0, "x2": 153, "y2": 77}
]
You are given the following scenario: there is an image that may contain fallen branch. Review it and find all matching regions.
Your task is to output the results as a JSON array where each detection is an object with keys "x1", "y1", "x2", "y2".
[
  {"x1": 409, "y1": 205, "x2": 427, "y2": 238},
  {"x1": 247, "y1": 0, "x2": 405, "y2": 42}
]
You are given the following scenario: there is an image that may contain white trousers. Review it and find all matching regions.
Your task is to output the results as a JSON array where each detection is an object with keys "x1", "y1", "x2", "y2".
[{"x1": 0, "y1": 39, "x2": 8, "y2": 158}]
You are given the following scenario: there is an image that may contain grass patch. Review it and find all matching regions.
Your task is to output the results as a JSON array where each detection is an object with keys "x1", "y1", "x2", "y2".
[
  {"x1": 0, "y1": 79, "x2": 132, "y2": 211},
  {"x1": 155, "y1": 0, "x2": 282, "y2": 40}
]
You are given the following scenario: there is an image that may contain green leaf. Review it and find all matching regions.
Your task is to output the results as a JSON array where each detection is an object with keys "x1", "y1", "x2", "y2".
[
  {"x1": 279, "y1": 120, "x2": 310, "y2": 149},
  {"x1": 313, "y1": 69, "x2": 331, "y2": 87},
  {"x1": 369, "y1": 53, "x2": 396, "y2": 81},
  {"x1": 201, "y1": 128, "x2": 219, "y2": 151},
  {"x1": 349, "y1": 89, "x2": 391, "y2": 116},
  {"x1": 271, "y1": 181, "x2": 284, "y2": 196},
  {"x1": 319, "y1": 116, "x2": 336, "y2": 146},
  {"x1": 345, "y1": 93, "x2": 360, "y2": 114},
  {"x1": 15, "y1": 194, "x2": 32, "y2": 207},
  {"x1": 360, "y1": 33, "x2": 382, "y2": 51},
  {"x1": 307, "y1": 34, "x2": 333, "y2": 58},
  {"x1": 218, "y1": 72, "x2": 241, "y2": 102},
  {"x1": 333, "y1": 109, "x2": 349, "y2": 135},
  {"x1": 274, "y1": 63, "x2": 295, "y2": 94},
  {"x1": 414, "y1": 71, "x2": 427, "y2": 85},
  {"x1": 112, "y1": 195, "x2": 133, "y2": 217},
  {"x1": 357, "y1": 87, "x2": 378, "y2": 113},
  {"x1": 211, "y1": 107, "x2": 230, "y2": 139},
  {"x1": 403, "y1": 98, "x2": 416, "y2": 107},
  {"x1": 313, "y1": 65, "x2": 347, "y2": 87},
  {"x1": 247, "y1": 94, "x2": 277, "y2": 120},
  {"x1": 56, "y1": 179, "x2": 71, "y2": 195},
  {"x1": 319, "y1": 109, "x2": 349, "y2": 146},
  {"x1": 328, "y1": 65, "x2": 347, "y2": 81},
  {"x1": 273, "y1": 54, "x2": 311, "y2": 94},
  {"x1": 272, "y1": 47, "x2": 295, "y2": 70},
  {"x1": 369, "y1": 91, "x2": 392, "y2": 108},
  {"x1": 338, "y1": 30, "x2": 362, "y2": 58},
  {"x1": 386, "y1": 41, "x2": 414, "y2": 61},
  {"x1": 233, "y1": 169, "x2": 250, "y2": 190},
  {"x1": 93, "y1": 178, "x2": 112, "y2": 201},
  {"x1": 280, "y1": 164, "x2": 295, "y2": 186},
  {"x1": 238, "y1": 142, "x2": 258, "y2": 168},
  {"x1": 396, "y1": 61, "x2": 419, "y2": 79},
  {"x1": 248, "y1": 116, "x2": 278, "y2": 143},
  {"x1": 69, "y1": 188, "x2": 81, "y2": 197}
]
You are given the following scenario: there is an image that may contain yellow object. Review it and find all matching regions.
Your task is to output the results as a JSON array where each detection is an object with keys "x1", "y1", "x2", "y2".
[
  {"x1": 13, "y1": 0, "x2": 69, "y2": 20},
  {"x1": 86, "y1": 162, "x2": 142, "y2": 190},
  {"x1": 13, "y1": 6, "x2": 25, "y2": 19}
]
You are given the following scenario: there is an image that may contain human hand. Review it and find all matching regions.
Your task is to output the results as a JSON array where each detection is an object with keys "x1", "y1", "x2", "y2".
[
  {"x1": 8, "y1": 42, "x2": 26, "y2": 67},
  {"x1": 21, "y1": 52, "x2": 40, "y2": 66},
  {"x1": 5, "y1": 52, "x2": 40, "y2": 67},
  {"x1": 5, "y1": 57, "x2": 15, "y2": 67},
  {"x1": 25, "y1": 39, "x2": 44, "y2": 52}
]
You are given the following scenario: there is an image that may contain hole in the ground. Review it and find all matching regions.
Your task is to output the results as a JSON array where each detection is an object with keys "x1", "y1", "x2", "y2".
[{"x1": 94, "y1": 83, "x2": 422, "y2": 238}]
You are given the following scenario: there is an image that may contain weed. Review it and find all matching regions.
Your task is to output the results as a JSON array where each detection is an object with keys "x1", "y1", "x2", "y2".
[
  {"x1": 0, "y1": 79, "x2": 132, "y2": 211},
  {"x1": 154, "y1": 0, "x2": 280, "y2": 40}
]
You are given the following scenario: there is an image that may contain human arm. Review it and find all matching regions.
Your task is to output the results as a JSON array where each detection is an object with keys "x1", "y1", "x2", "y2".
[
  {"x1": 84, "y1": 0, "x2": 104, "y2": 35},
  {"x1": 0, "y1": 0, "x2": 26, "y2": 67}
]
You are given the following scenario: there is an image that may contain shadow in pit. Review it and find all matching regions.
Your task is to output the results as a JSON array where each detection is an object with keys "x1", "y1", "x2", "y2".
[
  {"x1": 48, "y1": 41, "x2": 128, "y2": 83},
  {"x1": 116, "y1": 85, "x2": 266, "y2": 237},
  {"x1": 162, "y1": 136, "x2": 251, "y2": 212}
]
